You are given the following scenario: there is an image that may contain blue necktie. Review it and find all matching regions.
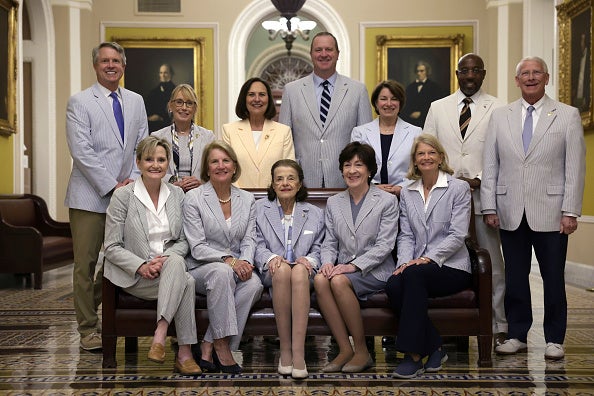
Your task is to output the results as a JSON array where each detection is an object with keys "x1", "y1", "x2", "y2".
[
  {"x1": 278, "y1": 206, "x2": 295, "y2": 263},
  {"x1": 320, "y1": 80, "x2": 331, "y2": 125},
  {"x1": 110, "y1": 91, "x2": 125, "y2": 142},
  {"x1": 522, "y1": 105, "x2": 534, "y2": 153}
]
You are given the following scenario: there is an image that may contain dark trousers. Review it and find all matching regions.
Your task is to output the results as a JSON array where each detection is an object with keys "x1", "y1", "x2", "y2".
[
  {"x1": 499, "y1": 215, "x2": 568, "y2": 344},
  {"x1": 385, "y1": 263, "x2": 471, "y2": 356}
]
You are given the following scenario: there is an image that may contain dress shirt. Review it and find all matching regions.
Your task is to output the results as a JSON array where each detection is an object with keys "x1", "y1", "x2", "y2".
[
  {"x1": 409, "y1": 171, "x2": 449, "y2": 211},
  {"x1": 456, "y1": 90, "x2": 480, "y2": 115},
  {"x1": 313, "y1": 73, "x2": 337, "y2": 111},
  {"x1": 520, "y1": 97, "x2": 545, "y2": 136},
  {"x1": 133, "y1": 178, "x2": 172, "y2": 259},
  {"x1": 97, "y1": 84, "x2": 124, "y2": 116}
]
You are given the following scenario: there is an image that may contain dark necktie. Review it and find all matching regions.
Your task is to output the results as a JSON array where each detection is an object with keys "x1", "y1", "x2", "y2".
[
  {"x1": 459, "y1": 97, "x2": 472, "y2": 138},
  {"x1": 522, "y1": 105, "x2": 535, "y2": 153},
  {"x1": 110, "y1": 91, "x2": 125, "y2": 141},
  {"x1": 320, "y1": 80, "x2": 331, "y2": 125}
]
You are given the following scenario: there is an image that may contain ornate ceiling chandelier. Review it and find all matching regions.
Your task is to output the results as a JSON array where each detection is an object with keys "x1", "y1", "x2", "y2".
[{"x1": 261, "y1": 0, "x2": 317, "y2": 56}]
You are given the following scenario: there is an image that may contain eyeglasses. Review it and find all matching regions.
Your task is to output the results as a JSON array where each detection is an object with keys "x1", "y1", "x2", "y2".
[
  {"x1": 457, "y1": 68, "x2": 485, "y2": 75},
  {"x1": 274, "y1": 176, "x2": 299, "y2": 184},
  {"x1": 518, "y1": 70, "x2": 545, "y2": 79},
  {"x1": 172, "y1": 99, "x2": 196, "y2": 108}
]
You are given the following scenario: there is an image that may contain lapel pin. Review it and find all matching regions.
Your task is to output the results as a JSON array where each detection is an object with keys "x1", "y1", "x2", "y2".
[{"x1": 265, "y1": 134, "x2": 270, "y2": 140}]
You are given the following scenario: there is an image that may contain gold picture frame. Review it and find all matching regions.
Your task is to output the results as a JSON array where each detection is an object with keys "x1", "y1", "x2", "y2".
[
  {"x1": 111, "y1": 37, "x2": 205, "y2": 128},
  {"x1": 376, "y1": 34, "x2": 464, "y2": 94},
  {"x1": 0, "y1": 0, "x2": 18, "y2": 136},
  {"x1": 557, "y1": 0, "x2": 593, "y2": 129}
]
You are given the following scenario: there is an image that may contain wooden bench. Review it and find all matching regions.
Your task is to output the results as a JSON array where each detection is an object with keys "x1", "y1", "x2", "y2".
[
  {"x1": 102, "y1": 188, "x2": 493, "y2": 368},
  {"x1": 0, "y1": 194, "x2": 73, "y2": 289}
]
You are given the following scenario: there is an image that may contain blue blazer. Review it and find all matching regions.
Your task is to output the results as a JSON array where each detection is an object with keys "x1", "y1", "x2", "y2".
[
  {"x1": 184, "y1": 182, "x2": 256, "y2": 269},
  {"x1": 65, "y1": 83, "x2": 149, "y2": 213},
  {"x1": 351, "y1": 117, "x2": 422, "y2": 186},
  {"x1": 397, "y1": 173, "x2": 471, "y2": 273},
  {"x1": 254, "y1": 198, "x2": 325, "y2": 274},
  {"x1": 321, "y1": 186, "x2": 399, "y2": 282}
]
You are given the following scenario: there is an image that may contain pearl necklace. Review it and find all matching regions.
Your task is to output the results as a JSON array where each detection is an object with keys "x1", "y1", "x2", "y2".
[{"x1": 218, "y1": 196, "x2": 231, "y2": 204}]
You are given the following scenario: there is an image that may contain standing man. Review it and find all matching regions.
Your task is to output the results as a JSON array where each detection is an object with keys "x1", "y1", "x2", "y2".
[
  {"x1": 279, "y1": 32, "x2": 372, "y2": 188},
  {"x1": 65, "y1": 42, "x2": 149, "y2": 350},
  {"x1": 481, "y1": 56, "x2": 585, "y2": 360},
  {"x1": 424, "y1": 53, "x2": 507, "y2": 348},
  {"x1": 401, "y1": 61, "x2": 445, "y2": 128}
]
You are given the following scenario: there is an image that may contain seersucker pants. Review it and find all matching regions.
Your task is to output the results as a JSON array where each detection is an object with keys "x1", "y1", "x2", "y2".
[{"x1": 189, "y1": 262, "x2": 263, "y2": 351}]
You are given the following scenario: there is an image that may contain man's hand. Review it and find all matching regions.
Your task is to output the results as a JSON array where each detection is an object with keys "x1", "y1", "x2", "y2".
[{"x1": 560, "y1": 216, "x2": 578, "y2": 235}]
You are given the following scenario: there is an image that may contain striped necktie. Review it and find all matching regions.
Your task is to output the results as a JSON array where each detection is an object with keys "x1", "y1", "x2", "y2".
[
  {"x1": 320, "y1": 80, "x2": 331, "y2": 125},
  {"x1": 459, "y1": 97, "x2": 472, "y2": 138}
]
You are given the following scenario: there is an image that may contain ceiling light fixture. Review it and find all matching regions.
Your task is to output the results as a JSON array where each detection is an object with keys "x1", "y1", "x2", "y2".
[{"x1": 262, "y1": 0, "x2": 316, "y2": 56}]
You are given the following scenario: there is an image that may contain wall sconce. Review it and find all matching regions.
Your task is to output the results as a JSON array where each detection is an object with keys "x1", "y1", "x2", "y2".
[{"x1": 262, "y1": 0, "x2": 317, "y2": 56}]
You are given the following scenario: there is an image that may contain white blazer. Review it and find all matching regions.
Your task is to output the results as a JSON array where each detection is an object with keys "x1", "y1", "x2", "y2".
[
  {"x1": 351, "y1": 117, "x2": 421, "y2": 186},
  {"x1": 424, "y1": 89, "x2": 504, "y2": 213}
]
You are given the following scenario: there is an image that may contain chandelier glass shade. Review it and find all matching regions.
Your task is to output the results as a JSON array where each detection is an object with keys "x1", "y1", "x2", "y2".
[{"x1": 262, "y1": 0, "x2": 317, "y2": 56}]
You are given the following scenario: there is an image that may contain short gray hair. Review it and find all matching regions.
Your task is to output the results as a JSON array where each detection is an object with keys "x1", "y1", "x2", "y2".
[
  {"x1": 92, "y1": 42, "x2": 127, "y2": 66},
  {"x1": 515, "y1": 56, "x2": 548, "y2": 76}
]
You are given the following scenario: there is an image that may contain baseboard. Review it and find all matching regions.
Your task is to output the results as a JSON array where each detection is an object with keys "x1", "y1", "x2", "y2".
[{"x1": 565, "y1": 260, "x2": 594, "y2": 291}]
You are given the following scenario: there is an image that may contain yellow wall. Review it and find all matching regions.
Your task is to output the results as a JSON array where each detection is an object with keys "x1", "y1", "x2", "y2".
[
  {"x1": 582, "y1": 132, "x2": 594, "y2": 216},
  {"x1": 0, "y1": 135, "x2": 14, "y2": 193}
]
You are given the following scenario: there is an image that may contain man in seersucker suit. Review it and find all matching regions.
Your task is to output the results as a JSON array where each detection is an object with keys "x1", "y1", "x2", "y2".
[
  {"x1": 65, "y1": 42, "x2": 148, "y2": 351},
  {"x1": 481, "y1": 56, "x2": 586, "y2": 361},
  {"x1": 279, "y1": 32, "x2": 372, "y2": 188},
  {"x1": 424, "y1": 53, "x2": 508, "y2": 349}
]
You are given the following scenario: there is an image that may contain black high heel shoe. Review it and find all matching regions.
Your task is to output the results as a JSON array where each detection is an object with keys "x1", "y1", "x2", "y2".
[
  {"x1": 213, "y1": 350, "x2": 242, "y2": 374},
  {"x1": 191, "y1": 343, "x2": 220, "y2": 373}
]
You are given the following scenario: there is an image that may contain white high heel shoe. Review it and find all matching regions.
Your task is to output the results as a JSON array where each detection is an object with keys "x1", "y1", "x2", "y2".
[
  {"x1": 278, "y1": 361, "x2": 293, "y2": 375},
  {"x1": 291, "y1": 364, "x2": 308, "y2": 379}
]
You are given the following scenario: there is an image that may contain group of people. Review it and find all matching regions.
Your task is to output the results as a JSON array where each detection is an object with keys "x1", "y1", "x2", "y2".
[{"x1": 65, "y1": 32, "x2": 585, "y2": 380}]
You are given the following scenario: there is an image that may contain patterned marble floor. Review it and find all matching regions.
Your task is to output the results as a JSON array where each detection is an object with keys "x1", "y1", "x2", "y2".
[{"x1": 0, "y1": 264, "x2": 593, "y2": 395}]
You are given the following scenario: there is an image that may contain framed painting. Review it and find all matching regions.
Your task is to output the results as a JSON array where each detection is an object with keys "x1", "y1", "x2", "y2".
[
  {"x1": 376, "y1": 34, "x2": 463, "y2": 127},
  {"x1": 0, "y1": 0, "x2": 17, "y2": 136},
  {"x1": 557, "y1": 0, "x2": 593, "y2": 129},
  {"x1": 111, "y1": 37, "x2": 205, "y2": 130}
]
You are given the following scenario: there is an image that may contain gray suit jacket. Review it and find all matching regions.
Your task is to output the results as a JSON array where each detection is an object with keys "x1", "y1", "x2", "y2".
[
  {"x1": 321, "y1": 186, "x2": 398, "y2": 282},
  {"x1": 279, "y1": 73, "x2": 372, "y2": 188},
  {"x1": 424, "y1": 90, "x2": 504, "y2": 213},
  {"x1": 397, "y1": 174, "x2": 471, "y2": 273},
  {"x1": 254, "y1": 198, "x2": 325, "y2": 272},
  {"x1": 351, "y1": 117, "x2": 422, "y2": 186},
  {"x1": 65, "y1": 83, "x2": 149, "y2": 213},
  {"x1": 184, "y1": 182, "x2": 257, "y2": 269},
  {"x1": 151, "y1": 123, "x2": 215, "y2": 182},
  {"x1": 481, "y1": 95, "x2": 586, "y2": 232},
  {"x1": 103, "y1": 181, "x2": 188, "y2": 288}
]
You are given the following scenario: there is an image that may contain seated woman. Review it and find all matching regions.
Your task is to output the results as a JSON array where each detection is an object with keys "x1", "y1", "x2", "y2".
[
  {"x1": 152, "y1": 83, "x2": 215, "y2": 192},
  {"x1": 222, "y1": 77, "x2": 295, "y2": 188},
  {"x1": 351, "y1": 80, "x2": 422, "y2": 196},
  {"x1": 254, "y1": 159, "x2": 325, "y2": 379},
  {"x1": 385, "y1": 134, "x2": 472, "y2": 379},
  {"x1": 103, "y1": 136, "x2": 200, "y2": 375},
  {"x1": 184, "y1": 141, "x2": 264, "y2": 374},
  {"x1": 314, "y1": 142, "x2": 399, "y2": 373}
]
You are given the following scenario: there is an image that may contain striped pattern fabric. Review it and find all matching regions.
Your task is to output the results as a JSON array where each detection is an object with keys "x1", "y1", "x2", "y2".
[
  {"x1": 320, "y1": 80, "x2": 331, "y2": 124},
  {"x1": 459, "y1": 97, "x2": 472, "y2": 138}
]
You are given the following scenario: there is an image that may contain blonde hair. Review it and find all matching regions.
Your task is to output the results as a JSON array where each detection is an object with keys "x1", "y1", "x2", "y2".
[
  {"x1": 406, "y1": 134, "x2": 455, "y2": 180},
  {"x1": 136, "y1": 135, "x2": 171, "y2": 162},
  {"x1": 200, "y1": 140, "x2": 241, "y2": 183}
]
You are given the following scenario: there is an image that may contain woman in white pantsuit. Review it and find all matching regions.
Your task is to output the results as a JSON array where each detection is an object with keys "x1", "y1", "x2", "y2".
[
  {"x1": 104, "y1": 136, "x2": 201, "y2": 375},
  {"x1": 184, "y1": 141, "x2": 263, "y2": 374}
]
